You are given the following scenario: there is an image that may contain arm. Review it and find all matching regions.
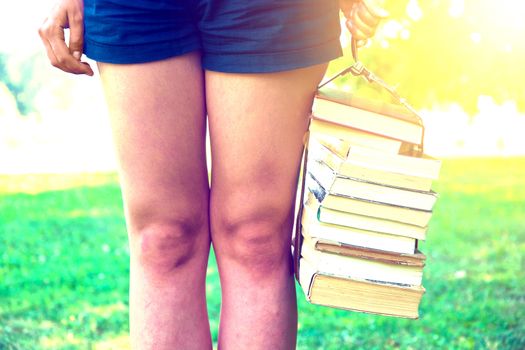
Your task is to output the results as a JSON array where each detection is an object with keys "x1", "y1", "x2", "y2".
[{"x1": 38, "y1": 0, "x2": 94, "y2": 76}]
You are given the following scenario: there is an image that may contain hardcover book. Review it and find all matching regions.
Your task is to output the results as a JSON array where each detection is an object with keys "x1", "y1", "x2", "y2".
[
  {"x1": 299, "y1": 258, "x2": 425, "y2": 319},
  {"x1": 308, "y1": 135, "x2": 440, "y2": 191},
  {"x1": 307, "y1": 160, "x2": 438, "y2": 211},
  {"x1": 306, "y1": 178, "x2": 433, "y2": 227},
  {"x1": 313, "y1": 87, "x2": 424, "y2": 145}
]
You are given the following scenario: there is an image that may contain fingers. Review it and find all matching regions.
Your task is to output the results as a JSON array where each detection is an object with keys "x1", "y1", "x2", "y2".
[
  {"x1": 38, "y1": 1, "x2": 94, "y2": 76},
  {"x1": 342, "y1": 0, "x2": 387, "y2": 41},
  {"x1": 355, "y1": 2, "x2": 381, "y2": 27},
  {"x1": 39, "y1": 28, "x2": 60, "y2": 67},
  {"x1": 346, "y1": 19, "x2": 374, "y2": 42},
  {"x1": 345, "y1": 3, "x2": 378, "y2": 40},
  {"x1": 49, "y1": 29, "x2": 93, "y2": 75}
]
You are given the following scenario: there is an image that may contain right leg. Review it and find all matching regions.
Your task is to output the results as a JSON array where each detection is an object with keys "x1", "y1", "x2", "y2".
[{"x1": 97, "y1": 52, "x2": 211, "y2": 350}]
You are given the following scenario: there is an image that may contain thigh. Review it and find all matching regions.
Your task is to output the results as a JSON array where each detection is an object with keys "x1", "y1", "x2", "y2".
[
  {"x1": 97, "y1": 52, "x2": 208, "y2": 232},
  {"x1": 207, "y1": 63, "x2": 327, "y2": 241}
]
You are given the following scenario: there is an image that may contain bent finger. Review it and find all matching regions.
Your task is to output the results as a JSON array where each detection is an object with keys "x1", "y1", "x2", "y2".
[
  {"x1": 49, "y1": 28, "x2": 93, "y2": 75},
  {"x1": 362, "y1": 0, "x2": 389, "y2": 19},
  {"x1": 38, "y1": 21, "x2": 60, "y2": 67},
  {"x1": 41, "y1": 37, "x2": 61, "y2": 68},
  {"x1": 350, "y1": 8, "x2": 377, "y2": 38},
  {"x1": 346, "y1": 19, "x2": 375, "y2": 41},
  {"x1": 356, "y1": 3, "x2": 381, "y2": 27}
]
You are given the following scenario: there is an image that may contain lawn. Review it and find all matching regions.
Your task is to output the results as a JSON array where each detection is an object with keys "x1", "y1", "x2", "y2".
[{"x1": 1, "y1": 158, "x2": 524, "y2": 349}]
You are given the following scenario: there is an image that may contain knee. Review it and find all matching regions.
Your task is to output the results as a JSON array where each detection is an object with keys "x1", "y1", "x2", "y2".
[
  {"x1": 214, "y1": 201, "x2": 294, "y2": 272},
  {"x1": 130, "y1": 214, "x2": 207, "y2": 273}
]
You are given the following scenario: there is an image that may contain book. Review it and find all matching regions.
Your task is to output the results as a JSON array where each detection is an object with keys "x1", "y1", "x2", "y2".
[
  {"x1": 293, "y1": 85, "x2": 438, "y2": 319},
  {"x1": 306, "y1": 187, "x2": 432, "y2": 227},
  {"x1": 308, "y1": 160, "x2": 438, "y2": 211},
  {"x1": 299, "y1": 257, "x2": 425, "y2": 319},
  {"x1": 313, "y1": 87, "x2": 423, "y2": 145},
  {"x1": 305, "y1": 237, "x2": 426, "y2": 267},
  {"x1": 303, "y1": 195, "x2": 427, "y2": 240},
  {"x1": 308, "y1": 135, "x2": 440, "y2": 191},
  {"x1": 301, "y1": 236, "x2": 424, "y2": 285},
  {"x1": 317, "y1": 135, "x2": 441, "y2": 179},
  {"x1": 309, "y1": 118, "x2": 402, "y2": 154},
  {"x1": 301, "y1": 208, "x2": 417, "y2": 255}
]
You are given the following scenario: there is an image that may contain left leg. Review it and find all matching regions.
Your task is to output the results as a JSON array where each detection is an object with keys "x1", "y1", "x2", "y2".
[{"x1": 207, "y1": 63, "x2": 327, "y2": 349}]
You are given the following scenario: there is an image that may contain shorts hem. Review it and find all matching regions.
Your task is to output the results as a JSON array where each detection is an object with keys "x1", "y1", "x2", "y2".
[
  {"x1": 201, "y1": 37, "x2": 343, "y2": 73},
  {"x1": 83, "y1": 38, "x2": 202, "y2": 64}
]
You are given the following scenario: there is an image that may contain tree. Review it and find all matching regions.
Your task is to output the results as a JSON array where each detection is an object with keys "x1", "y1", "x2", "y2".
[{"x1": 0, "y1": 52, "x2": 40, "y2": 116}]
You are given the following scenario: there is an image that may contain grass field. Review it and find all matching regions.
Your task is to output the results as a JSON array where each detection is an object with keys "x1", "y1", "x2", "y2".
[{"x1": 1, "y1": 157, "x2": 524, "y2": 349}]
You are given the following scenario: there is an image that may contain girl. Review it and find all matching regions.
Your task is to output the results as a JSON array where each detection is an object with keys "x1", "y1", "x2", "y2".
[{"x1": 39, "y1": 1, "x2": 383, "y2": 348}]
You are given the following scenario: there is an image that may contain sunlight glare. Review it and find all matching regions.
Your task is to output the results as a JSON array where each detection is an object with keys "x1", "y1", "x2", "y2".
[
  {"x1": 406, "y1": 0, "x2": 423, "y2": 21},
  {"x1": 470, "y1": 32, "x2": 481, "y2": 44},
  {"x1": 382, "y1": 20, "x2": 404, "y2": 39},
  {"x1": 400, "y1": 29, "x2": 410, "y2": 40},
  {"x1": 448, "y1": 0, "x2": 465, "y2": 18}
]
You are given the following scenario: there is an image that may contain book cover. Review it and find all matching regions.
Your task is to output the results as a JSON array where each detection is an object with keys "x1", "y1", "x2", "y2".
[
  {"x1": 301, "y1": 236, "x2": 424, "y2": 286},
  {"x1": 313, "y1": 87, "x2": 424, "y2": 145},
  {"x1": 303, "y1": 196, "x2": 427, "y2": 240},
  {"x1": 299, "y1": 258, "x2": 424, "y2": 319},
  {"x1": 307, "y1": 237, "x2": 425, "y2": 267},
  {"x1": 309, "y1": 118, "x2": 402, "y2": 154},
  {"x1": 309, "y1": 135, "x2": 441, "y2": 188},
  {"x1": 306, "y1": 186, "x2": 432, "y2": 228},
  {"x1": 301, "y1": 208, "x2": 417, "y2": 255},
  {"x1": 308, "y1": 160, "x2": 438, "y2": 211}
]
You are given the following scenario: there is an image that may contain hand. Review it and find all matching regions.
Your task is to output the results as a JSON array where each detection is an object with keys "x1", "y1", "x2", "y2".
[
  {"x1": 340, "y1": 0, "x2": 389, "y2": 46},
  {"x1": 38, "y1": 0, "x2": 94, "y2": 76}
]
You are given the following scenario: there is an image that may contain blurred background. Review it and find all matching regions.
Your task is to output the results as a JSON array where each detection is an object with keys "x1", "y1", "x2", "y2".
[{"x1": 1, "y1": 0, "x2": 524, "y2": 349}]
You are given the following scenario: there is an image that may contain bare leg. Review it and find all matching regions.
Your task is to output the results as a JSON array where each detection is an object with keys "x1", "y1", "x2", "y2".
[
  {"x1": 207, "y1": 63, "x2": 328, "y2": 349},
  {"x1": 97, "y1": 52, "x2": 212, "y2": 350}
]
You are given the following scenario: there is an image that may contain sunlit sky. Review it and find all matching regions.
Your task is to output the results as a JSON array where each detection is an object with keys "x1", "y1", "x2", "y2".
[{"x1": 1, "y1": 0, "x2": 525, "y2": 173}]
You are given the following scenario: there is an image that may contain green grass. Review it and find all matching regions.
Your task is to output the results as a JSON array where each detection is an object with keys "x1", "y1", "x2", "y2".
[{"x1": 1, "y1": 157, "x2": 524, "y2": 349}]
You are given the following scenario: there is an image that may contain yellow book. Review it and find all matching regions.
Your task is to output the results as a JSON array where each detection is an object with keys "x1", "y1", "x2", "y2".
[
  {"x1": 301, "y1": 236, "x2": 424, "y2": 286},
  {"x1": 301, "y1": 205, "x2": 417, "y2": 255},
  {"x1": 313, "y1": 88, "x2": 424, "y2": 145},
  {"x1": 303, "y1": 194, "x2": 427, "y2": 240},
  {"x1": 308, "y1": 135, "x2": 441, "y2": 191},
  {"x1": 308, "y1": 160, "x2": 438, "y2": 211},
  {"x1": 306, "y1": 183, "x2": 432, "y2": 227},
  {"x1": 299, "y1": 258, "x2": 425, "y2": 319},
  {"x1": 309, "y1": 118, "x2": 402, "y2": 154}
]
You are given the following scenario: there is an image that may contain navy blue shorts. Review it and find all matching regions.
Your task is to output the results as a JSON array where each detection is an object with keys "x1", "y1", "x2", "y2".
[{"x1": 83, "y1": 0, "x2": 342, "y2": 73}]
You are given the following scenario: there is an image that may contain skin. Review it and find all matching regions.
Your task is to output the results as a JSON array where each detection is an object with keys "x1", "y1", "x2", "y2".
[
  {"x1": 206, "y1": 66, "x2": 328, "y2": 349},
  {"x1": 96, "y1": 53, "x2": 212, "y2": 349},
  {"x1": 341, "y1": 0, "x2": 388, "y2": 47},
  {"x1": 39, "y1": 1, "x2": 385, "y2": 349}
]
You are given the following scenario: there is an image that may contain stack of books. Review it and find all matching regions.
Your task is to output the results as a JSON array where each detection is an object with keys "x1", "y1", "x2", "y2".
[{"x1": 295, "y1": 87, "x2": 442, "y2": 319}]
